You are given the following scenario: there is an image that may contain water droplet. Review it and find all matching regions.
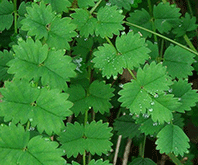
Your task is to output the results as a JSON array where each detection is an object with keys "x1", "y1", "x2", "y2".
[
  {"x1": 168, "y1": 88, "x2": 173, "y2": 93},
  {"x1": 89, "y1": 106, "x2": 92, "y2": 109},
  {"x1": 175, "y1": 147, "x2": 178, "y2": 150},
  {"x1": 84, "y1": 38, "x2": 88, "y2": 41},
  {"x1": 119, "y1": 84, "x2": 124, "y2": 88},
  {"x1": 129, "y1": 113, "x2": 133, "y2": 116},
  {"x1": 151, "y1": 102, "x2": 155, "y2": 105},
  {"x1": 63, "y1": 129, "x2": 66, "y2": 132},
  {"x1": 143, "y1": 113, "x2": 149, "y2": 118},
  {"x1": 121, "y1": 31, "x2": 126, "y2": 35},
  {"x1": 154, "y1": 93, "x2": 158, "y2": 98},
  {"x1": 178, "y1": 98, "x2": 182, "y2": 101},
  {"x1": 153, "y1": 122, "x2": 158, "y2": 126},
  {"x1": 29, "y1": 127, "x2": 35, "y2": 131},
  {"x1": 63, "y1": 150, "x2": 66, "y2": 153},
  {"x1": 179, "y1": 24, "x2": 182, "y2": 27},
  {"x1": 148, "y1": 108, "x2": 153, "y2": 112},
  {"x1": 106, "y1": 2, "x2": 111, "y2": 6},
  {"x1": 118, "y1": 9, "x2": 123, "y2": 14},
  {"x1": 29, "y1": 118, "x2": 33, "y2": 122}
]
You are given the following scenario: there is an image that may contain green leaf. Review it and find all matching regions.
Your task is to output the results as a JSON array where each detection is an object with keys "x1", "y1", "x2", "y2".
[
  {"x1": 89, "y1": 159, "x2": 112, "y2": 165},
  {"x1": 146, "y1": 41, "x2": 159, "y2": 62},
  {"x1": 129, "y1": 157, "x2": 156, "y2": 165},
  {"x1": 44, "y1": 0, "x2": 71, "y2": 13},
  {"x1": 95, "y1": 6, "x2": 125, "y2": 38},
  {"x1": 156, "y1": 124, "x2": 190, "y2": 156},
  {"x1": 78, "y1": 0, "x2": 95, "y2": 8},
  {"x1": 71, "y1": 9, "x2": 97, "y2": 38},
  {"x1": 67, "y1": 81, "x2": 114, "y2": 116},
  {"x1": 0, "y1": 50, "x2": 14, "y2": 81},
  {"x1": 172, "y1": 13, "x2": 197, "y2": 37},
  {"x1": 163, "y1": 45, "x2": 195, "y2": 78},
  {"x1": 170, "y1": 80, "x2": 198, "y2": 113},
  {"x1": 0, "y1": 124, "x2": 65, "y2": 165},
  {"x1": 59, "y1": 121, "x2": 113, "y2": 158},
  {"x1": 93, "y1": 32, "x2": 150, "y2": 78},
  {"x1": 153, "y1": 2, "x2": 181, "y2": 33},
  {"x1": 7, "y1": 38, "x2": 76, "y2": 91},
  {"x1": 127, "y1": 9, "x2": 152, "y2": 38},
  {"x1": 0, "y1": 79, "x2": 73, "y2": 135},
  {"x1": 21, "y1": 2, "x2": 55, "y2": 39},
  {"x1": 0, "y1": 0, "x2": 14, "y2": 31},
  {"x1": 114, "y1": 115, "x2": 141, "y2": 138},
  {"x1": 109, "y1": 0, "x2": 142, "y2": 10}
]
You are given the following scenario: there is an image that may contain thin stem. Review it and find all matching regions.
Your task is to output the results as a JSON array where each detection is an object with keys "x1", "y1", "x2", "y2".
[
  {"x1": 186, "y1": 0, "x2": 194, "y2": 17},
  {"x1": 183, "y1": 34, "x2": 197, "y2": 52},
  {"x1": 122, "y1": 138, "x2": 132, "y2": 165},
  {"x1": 113, "y1": 135, "x2": 122, "y2": 165},
  {"x1": 124, "y1": 21, "x2": 198, "y2": 56},
  {"x1": 127, "y1": 68, "x2": 136, "y2": 80},
  {"x1": 105, "y1": 36, "x2": 115, "y2": 48},
  {"x1": 160, "y1": 39, "x2": 164, "y2": 60},
  {"x1": 84, "y1": 109, "x2": 88, "y2": 126},
  {"x1": 140, "y1": 135, "x2": 146, "y2": 158},
  {"x1": 90, "y1": 0, "x2": 102, "y2": 14},
  {"x1": 13, "y1": 0, "x2": 18, "y2": 34},
  {"x1": 26, "y1": 121, "x2": 30, "y2": 131},
  {"x1": 83, "y1": 150, "x2": 86, "y2": 165},
  {"x1": 167, "y1": 153, "x2": 183, "y2": 165}
]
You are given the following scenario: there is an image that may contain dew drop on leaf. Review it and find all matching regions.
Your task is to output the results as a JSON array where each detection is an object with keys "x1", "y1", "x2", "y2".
[
  {"x1": 168, "y1": 88, "x2": 173, "y2": 93},
  {"x1": 178, "y1": 98, "x2": 182, "y2": 101},
  {"x1": 148, "y1": 108, "x2": 153, "y2": 112},
  {"x1": 151, "y1": 102, "x2": 155, "y2": 105},
  {"x1": 29, "y1": 118, "x2": 33, "y2": 122},
  {"x1": 153, "y1": 122, "x2": 158, "y2": 126}
]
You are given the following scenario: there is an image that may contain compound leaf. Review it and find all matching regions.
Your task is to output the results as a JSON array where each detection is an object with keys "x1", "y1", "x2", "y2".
[
  {"x1": 89, "y1": 159, "x2": 112, "y2": 165},
  {"x1": 127, "y1": 9, "x2": 152, "y2": 38},
  {"x1": 172, "y1": 13, "x2": 197, "y2": 37},
  {"x1": 0, "y1": 0, "x2": 14, "y2": 31},
  {"x1": 163, "y1": 45, "x2": 195, "y2": 78},
  {"x1": 110, "y1": 0, "x2": 142, "y2": 10},
  {"x1": 0, "y1": 79, "x2": 73, "y2": 135},
  {"x1": 156, "y1": 124, "x2": 190, "y2": 156},
  {"x1": 95, "y1": 6, "x2": 125, "y2": 38},
  {"x1": 59, "y1": 121, "x2": 113, "y2": 158},
  {"x1": 153, "y1": 2, "x2": 181, "y2": 33},
  {"x1": 129, "y1": 157, "x2": 156, "y2": 165},
  {"x1": 44, "y1": 0, "x2": 71, "y2": 13},
  {"x1": 0, "y1": 50, "x2": 14, "y2": 81},
  {"x1": 7, "y1": 38, "x2": 76, "y2": 91},
  {"x1": 78, "y1": 0, "x2": 95, "y2": 8},
  {"x1": 114, "y1": 115, "x2": 141, "y2": 138},
  {"x1": 0, "y1": 124, "x2": 65, "y2": 165},
  {"x1": 170, "y1": 80, "x2": 198, "y2": 113}
]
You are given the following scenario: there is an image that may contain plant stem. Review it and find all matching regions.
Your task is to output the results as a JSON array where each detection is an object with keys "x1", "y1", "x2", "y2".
[
  {"x1": 139, "y1": 135, "x2": 146, "y2": 158},
  {"x1": 83, "y1": 150, "x2": 86, "y2": 165},
  {"x1": 105, "y1": 36, "x2": 115, "y2": 48},
  {"x1": 113, "y1": 135, "x2": 122, "y2": 165},
  {"x1": 122, "y1": 138, "x2": 132, "y2": 165},
  {"x1": 124, "y1": 21, "x2": 198, "y2": 56},
  {"x1": 127, "y1": 68, "x2": 136, "y2": 80},
  {"x1": 26, "y1": 121, "x2": 30, "y2": 131},
  {"x1": 167, "y1": 153, "x2": 183, "y2": 165},
  {"x1": 13, "y1": 0, "x2": 18, "y2": 34},
  {"x1": 83, "y1": 109, "x2": 88, "y2": 165},
  {"x1": 90, "y1": 0, "x2": 102, "y2": 14},
  {"x1": 183, "y1": 34, "x2": 197, "y2": 52}
]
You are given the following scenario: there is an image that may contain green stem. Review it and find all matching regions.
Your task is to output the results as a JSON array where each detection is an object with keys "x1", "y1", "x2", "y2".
[
  {"x1": 167, "y1": 153, "x2": 183, "y2": 165},
  {"x1": 13, "y1": 0, "x2": 18, "y2": 34},
  {"x1": 90, "y1": 0, "x2": 102, "y2": 14},
  {"x1": 139, "y1": 135, "x2": 146, "y2": 158},
  {"x1": 186, "y1": 0, "x2": 194, "y2": 17},
  {"x1": 84, "y1": 109, "x2": 88, "y2": 126},
  {"x1": 159, "y1": 39, "x2": 164, "y2": 60},
  {"x1": 105, "y1": 36, "x2": 115, "y2": 47},
  {"x1": 183, "y1": 34, "x2": 197, "y2": 52},
  {"x1": 83, "y1": 150, "x2": 86, "y2": 165},
  {"x1": 124, "y1": 21, "x2": 198, "y2": 56},
  {"x1": 127, "y1": 68, "x2": 136, "y2": 80},
  {"x1": 26, "y1": 121, "x2": 30, "y2": 131}
]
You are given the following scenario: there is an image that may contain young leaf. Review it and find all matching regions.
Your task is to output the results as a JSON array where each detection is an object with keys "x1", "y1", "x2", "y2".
[
  {"x1": 163, "y1": 45, "x2": 195, "y2": 78},
  {"x1": 89, "y1": 159, "x2": 112, "y2": 165},
  {"x1": 170, "y1": 80, "x2": 198, "y2": 113},
  {"x1": 0, "y1": 50, "x2": 14, "y2": 81},
  {"x1": 44, "y1": 0, "x2": 71, "y2": 13},
  {"x1": 0, "y1": 79, "x2": 73, "y2": 135},
  {"x1": 156, "y1": 124, "x2": 190, "y2": 156},
  {"x1": 0, "y1": 124, "x2": 65, "y2": 165},
  {"x1": 129, "y1": 157, "x2": 156, "y2": 165},
  {"x1": 59, "y1": 121, "x2": 113, "y2": 158},
  {"x1": 114, "y1": 115, "x2": 141, "y2": 138},
  {"x1": 110, "y1": 0, "x2": 142, "y2": 10},
  {"x1": 7, "y1": 38, "x2": 76, "y2": 91},
  {"x1": 0, "y1": 0, "x2": 14, "y2": 31},
  {"x1": 172, "y1": 13, "x2": 197, "y2": 37},
  {"x1": 93, "y1": 32, "x2": 150, "y2": 78},
  {"x1": 95, "y1": 6, "x2": 125, "y2": 38},
  {"x1": 153, "y1": 2, "x2": 181, "y2": 33},
  {"x1": 127, "y1": 9, "x2": 152, "y2": 38}
]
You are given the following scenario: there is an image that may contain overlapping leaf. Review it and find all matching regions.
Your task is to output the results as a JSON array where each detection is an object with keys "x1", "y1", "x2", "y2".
[
  {"x1": 0, "y1": 79, "x2": 73, "y2": 135},
  {"x1": 129, "y1": 157, "x2": 156, "y2": 165},
  {"x1": 156, "y1": 124, "x2": 190, "y2": 156},
  {"x1": 0, "y1": 124, "x2": 65, "y2": 165},
  {"x1": 114, "y1": 115, "x2": 141, "y2": 138},
  {"x1": 163, "y1": 45, "x2": 195, "y2": 78},
  {"x1": 78, "y1": 0, "x2": 96, "y2": 8},
  {"x1": 0, "y1": 50, "x2": 13, "y2": 81},
  {"x1": 67, "y1": 81, "x2": 114, "y2": 116},
  {"x1": 110, "y1": 0, "x2": 142, "y2": 10},
  {"x1": 93, "y1": 32, "x2": 150, "y2": 78},
  {"x1": 172, "y1": 13, "x2": 197, "y2": 37},
  {"x1": 127, "y1": 9, "x2": 152, "y2": 38},
  {"x1": 0, "y1": 0, "x2": 14, "y2": 31},
  {"x1": 153, "y1": 2, "x2": 181, "y2": 33},
  {"x1": 71, "y1": 159, "x2": 112, "y2": 165},
  {"x1": 7, "y1": 38, "x2": 76, "y2": 91},
  {"x1": 170, "y1": 80, "x2": 198, "y2": 113},
  {"x1": 44, "y1": 0, "x2": 71, "y2": 13},
  {"x1": 59, "y1": 121, "x2": 113, "y2": 158}
]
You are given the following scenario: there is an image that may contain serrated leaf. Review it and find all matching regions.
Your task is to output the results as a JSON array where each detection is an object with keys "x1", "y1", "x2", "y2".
[
  {"x1": 67, "y1": 81, "x2": 114, "y2": 116},
  {"x1": 163, "y1": 45, "x2": 195, "y2": 78},
  {"x1": 78, "y1": 0, "x2": 95, "y2": 8},
  {"x1": 21, "y1": 2, "x2": 55, "y2": 39},
  {"x1": 93, "y1": 32, "x2": 150, "y2": 78},
  {"x1": 153, "y1": 2, "x2": 181, "y2": 33},
  {"x1": 0, "y1": 124, "x2": 65, "y2": 165},
  {"x1": 156, "y1": 124, "x2": 190, "y2": 156},
  {"x1": 44, "y1": 0, "x2": 71, "y2": 13},
  {"x1": 7, "y1": 38, "x2": 76, "y2": 91},
  {"x1": 146, "y1": 41, "x2": 159, "y2": 62},
  {"x1": 114, "y1": 115, "x2": 141, "y2": 138},
  {"x1": 46, "y1": 17, "x2": 77, "y2": 50},
  {"x1": 0, "y1": 0, "x2": 14, "y2": 31},
  {"x1": 127, "y1": 9, "x2": 152, "y2": 38},
  {"x1": 0, "y1": 50, "x2": 14, "y2": 81},
  {"x1": 129, "y1": 157, "x2": 156, "y2": 165},
  {"x1": 71, "y1": 9, "x2": 97, "y2": 38},
  {"x1": 89, "y1": 159, "x2": 112, "y2": 165},
  {"x1": 0, "y1": 79, "x2": 73, "y2": 135},
  {"x1": 172, "y1": 13, "x2": 197, "y2": 37},
  {"x1": 110, "y1": 0, "x2": 142, "y2": 10},
  {"x1": 95, "y1": 6, "x2": 125, "y2": 38},
  {"x1": 59, "y1": 121, "x2": 113, "y2": 158},
  {"x1": 170, "y1": 80, "x2": 198, "y2": 113}
]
